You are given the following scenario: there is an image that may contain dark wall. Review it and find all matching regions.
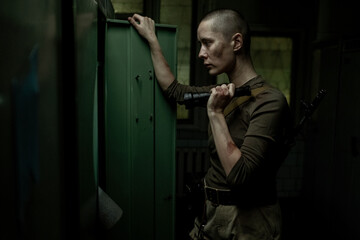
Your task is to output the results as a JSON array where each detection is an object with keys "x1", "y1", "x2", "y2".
[{"x1": 303, "y1": 1, "x2": 360, "y2": 239}]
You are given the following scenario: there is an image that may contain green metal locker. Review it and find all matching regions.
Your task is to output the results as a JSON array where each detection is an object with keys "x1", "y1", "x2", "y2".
[{"x1": 102, "y1": 19, "x2": 177, "y2": 240}]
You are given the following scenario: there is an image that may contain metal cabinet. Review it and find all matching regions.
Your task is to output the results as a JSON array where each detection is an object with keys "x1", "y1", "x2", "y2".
[{"x1": 101, "y1": 19, "x2": 177, "y2": 240}]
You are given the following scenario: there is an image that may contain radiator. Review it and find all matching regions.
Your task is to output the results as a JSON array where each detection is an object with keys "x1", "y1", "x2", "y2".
[{"x1": 176, "y1": 147, "x2": 210, "y2": 196}]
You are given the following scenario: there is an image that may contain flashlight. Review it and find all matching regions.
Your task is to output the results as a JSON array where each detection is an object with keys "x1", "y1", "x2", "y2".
[{"x1": 183, "y1": 85, "x2": 251, "y2": 109}]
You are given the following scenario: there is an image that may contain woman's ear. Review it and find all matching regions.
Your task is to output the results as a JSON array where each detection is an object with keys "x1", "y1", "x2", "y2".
[{"x1": 232, "y1": 33, "x2": 243, "y2": 52}]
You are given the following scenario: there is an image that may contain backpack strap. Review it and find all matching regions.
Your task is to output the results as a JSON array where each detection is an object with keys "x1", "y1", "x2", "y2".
[{"x1": 223, "y1": 86, "x2": 268, "y2": 117}]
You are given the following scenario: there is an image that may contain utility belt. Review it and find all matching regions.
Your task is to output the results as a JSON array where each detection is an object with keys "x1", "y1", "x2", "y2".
[
  {"x1": 204, "y1": 180, "x2": 277, "y2": 206},
  {"x1": 204, "y1": 185, "x2": 238, "y2": 205}
]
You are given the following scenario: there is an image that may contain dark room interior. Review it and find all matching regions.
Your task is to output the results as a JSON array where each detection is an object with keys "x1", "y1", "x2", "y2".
[{"x1": 1, "y1": 0, "x2": 360, "y2": 239}]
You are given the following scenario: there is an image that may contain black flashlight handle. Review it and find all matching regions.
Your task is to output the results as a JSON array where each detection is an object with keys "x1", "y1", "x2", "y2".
[{"x1": 183, "y1": 85, "x2": 251, "y2": 108}]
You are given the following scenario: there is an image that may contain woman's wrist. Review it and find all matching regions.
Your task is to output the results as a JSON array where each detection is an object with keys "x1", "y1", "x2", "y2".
[{"x1": 207, "y1": 109, "x2": 224, "y2": 119}]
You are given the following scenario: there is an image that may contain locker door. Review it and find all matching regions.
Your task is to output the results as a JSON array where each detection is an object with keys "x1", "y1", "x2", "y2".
[{"x1": 103, "y1": 19, "x2": 176, "y2": 240}]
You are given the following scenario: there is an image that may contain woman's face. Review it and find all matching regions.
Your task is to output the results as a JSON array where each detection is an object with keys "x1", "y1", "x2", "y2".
[{"x1": 197, "y1": 19, "x2": 236, "y2": 76}]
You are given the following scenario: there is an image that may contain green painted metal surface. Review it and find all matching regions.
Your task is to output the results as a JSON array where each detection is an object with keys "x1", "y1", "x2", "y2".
[{"x1": 103, "y1": 19, "x2": 177, "y2": 240}]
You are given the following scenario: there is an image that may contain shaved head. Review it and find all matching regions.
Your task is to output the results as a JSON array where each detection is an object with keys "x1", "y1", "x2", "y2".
[{"x1": 201, "y1": 9, "x2": 251, "y2": 56}]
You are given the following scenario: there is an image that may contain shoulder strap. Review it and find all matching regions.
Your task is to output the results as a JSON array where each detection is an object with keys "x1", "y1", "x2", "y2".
[{"x1": 223, "y1": 86, "x2": 268, "y2": 117}]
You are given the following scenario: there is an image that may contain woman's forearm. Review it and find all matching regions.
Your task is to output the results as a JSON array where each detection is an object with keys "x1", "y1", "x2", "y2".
[
  {"x1": 208, "y1": 111, "x2": 242, "y2": 176},
  {"x1": 148, "y1": 39, "x2": 175, "y2": 91}
]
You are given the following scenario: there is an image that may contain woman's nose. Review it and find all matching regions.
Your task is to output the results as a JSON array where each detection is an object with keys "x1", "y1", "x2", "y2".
[{"x1": 198, "y1": 46, "x2": 207, "y2": 59}]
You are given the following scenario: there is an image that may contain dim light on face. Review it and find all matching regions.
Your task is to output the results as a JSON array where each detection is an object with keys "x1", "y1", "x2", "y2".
[{"x1": 197, "y1": 20, "x2": 236, "y2": 76}]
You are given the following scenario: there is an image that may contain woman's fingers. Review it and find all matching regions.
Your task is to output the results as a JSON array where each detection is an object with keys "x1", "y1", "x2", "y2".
[
  {"x1": 228, "y1": 83, "x2": 235, "y2": 97},
  {"x1": 214, "y1": 84, "x2": 234, "y2": 97},
  {"x1": 208, "y1": 83, "x2": 236, "y2": 113},
  {"x1": 128, "y1": 14, "x2": 142, "y2": 29},
  {"x1": 127, "y1": 14, "x2": 156, "y2": 41}
]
